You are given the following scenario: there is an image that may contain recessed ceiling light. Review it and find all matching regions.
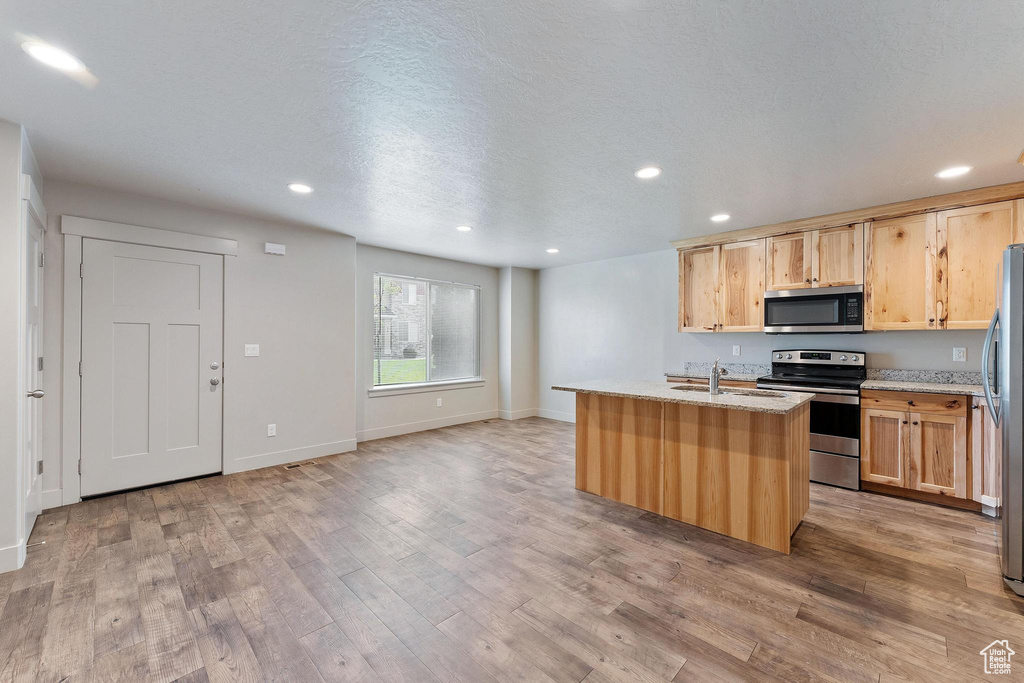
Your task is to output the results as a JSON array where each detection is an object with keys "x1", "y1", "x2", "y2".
[
  {"x1": 935, "y1": 166, "x2": 972, "y2": 179},
  {"x1": 22, "y1": 40, "x2": 85, "y2": 72},
  {"x1": 546, "y1": 248, "x2": 559, "y2": 254},
  {"x1": 287, "y1": 183, "x2": 313, "y2": 194},
  {"x1": 634, "y1": 166, "x2": 662, "y2": 179},
  {"x1": 456, "y1": 225, "x2": 472, "y2": 232},
  {"x1": 710, "y1": 214, "x2": 731, "y2": 222}
]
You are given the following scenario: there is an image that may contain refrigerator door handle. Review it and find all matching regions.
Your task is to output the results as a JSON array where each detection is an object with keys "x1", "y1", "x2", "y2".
[{"x1": 983, "y1": 308, "x2": 1001, "y2": 423}]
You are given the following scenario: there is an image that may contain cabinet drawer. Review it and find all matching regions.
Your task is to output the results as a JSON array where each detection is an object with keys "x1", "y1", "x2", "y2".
[{"x1": 861, "y1": 389, "x2": 967, "y2": 417}]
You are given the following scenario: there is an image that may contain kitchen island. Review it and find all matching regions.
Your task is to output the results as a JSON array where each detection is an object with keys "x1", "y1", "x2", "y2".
[{"x1": 553, "y1": 380, "x2": 812, "y2": 553}]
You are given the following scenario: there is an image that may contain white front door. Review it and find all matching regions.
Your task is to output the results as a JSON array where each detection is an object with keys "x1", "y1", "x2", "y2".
[
  {"x1": 81, "y1": 239, "x2": 224, "y2": 496},
  {"x1": 21, "y1": 185, "x2": 44, "y2": 537}
]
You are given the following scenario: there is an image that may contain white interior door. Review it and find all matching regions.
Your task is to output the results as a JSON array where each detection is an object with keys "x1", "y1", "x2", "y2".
[
  {"x1": 81, "y1": 239, "x2": 223, "y2": 496},
  {"x1": 21, "y1": 184, "x2": 44, "y2": 538}
]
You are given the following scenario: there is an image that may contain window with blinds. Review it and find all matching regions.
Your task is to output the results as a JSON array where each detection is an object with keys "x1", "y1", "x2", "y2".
[{"x1": 373, "y1": 273, "x2": 480, "y2": 386}]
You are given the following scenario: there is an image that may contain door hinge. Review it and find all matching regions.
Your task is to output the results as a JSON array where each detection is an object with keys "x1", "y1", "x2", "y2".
[
  {"x1": 37, "y1": 460, "x2": 43, "y2": 475},
  {"x1": 38, "y1": 356, "x2": 43, "y2": 372},
  {"x1": 79, "y1": 361, "x2": 83, "y2": 377},
  {"x1": 38, "y1": 253, "x2": 44, "y2": 268},
  {"x1": 79, "y1": 263, "x2": 83, "y2": 278},
  {"x1": 78, "y1": 460, "x2": 81, "y2": 475}
]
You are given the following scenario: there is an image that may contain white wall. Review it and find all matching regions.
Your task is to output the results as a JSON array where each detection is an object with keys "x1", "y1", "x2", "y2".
[
  {"x1": 355, "y1": 244, "x2": 501, "y2": 441},
  {"x1": 0, "y1": 121, "x2": 29, "y2": 570},
  {"x1": 499, "y1": 267, "x2": 539, "y2": 419},
  {"x1": 41, "y1": 180, "x2": 358, "y2": 504},
  {"x1": 537, "y1": 248, "x2": 987, "y2": 421}
]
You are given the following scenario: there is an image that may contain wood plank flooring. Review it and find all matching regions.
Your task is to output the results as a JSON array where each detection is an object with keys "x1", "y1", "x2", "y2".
[{"x1": 1, "y1": 417, "x2": 1021, "y2": 682}]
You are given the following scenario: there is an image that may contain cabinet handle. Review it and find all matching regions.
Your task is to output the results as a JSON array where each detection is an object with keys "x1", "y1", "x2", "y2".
[
  {"x1": 812, "y1": 278, "x2": 818, "y2": 282},
  {"x1": 907, "y1": 400, "x2": 915, "y2": 406},
  {"x1": 912, "y1": 421, "x2": 919, "y2": 426},
  {"x1": 902, "y1": 420, "x2": 909, "y2": 425},
  {"x1": 928, "y1": 318, "x2": 935, "y2": 323}
]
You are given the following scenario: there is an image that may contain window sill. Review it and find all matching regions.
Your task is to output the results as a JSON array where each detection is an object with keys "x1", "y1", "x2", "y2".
[{"x1": 367, "y1": 378, "x2": 485, "y2": 398}]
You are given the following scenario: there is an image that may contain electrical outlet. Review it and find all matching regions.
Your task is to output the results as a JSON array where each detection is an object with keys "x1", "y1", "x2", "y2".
[
  {"x1": 245, "y1": 344, "x2": 260, "y2": 357},
  {"x1": 267, "y1": 423, "x2": 276, "y2": 437},
  {"x1": 953, "y1": 347, "x2": 967, "y2": 362},
  {"x1": 436, "y1": 398, "x2": 443, "y2": 408},
  {"x1": 732, "y1": 345, "x2": 741, "y2": 356}
]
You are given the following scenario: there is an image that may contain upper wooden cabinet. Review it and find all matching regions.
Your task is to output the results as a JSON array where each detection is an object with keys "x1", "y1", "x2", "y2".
[
  {"x1": 938, "y1": 201, "x2": 1022, "y2": 329},
  {"x1": 766, "y1": 224, "x2": 863, "y2": 291},
  {"x1": 718, "y1": 240, "x2": 765, "y2": 331},
  {"x1": 865, "y1": 213, "x2": 938, "y2": 330},
  {"x1": 678, "y1": 246, "x2": 718, "y2": 332},
  {"x1": 866, "y1": 201, "x2": 1024, "y2": 330},
  {"x1": 678, "y1": 239, "x2": 764, "y2": 332}
]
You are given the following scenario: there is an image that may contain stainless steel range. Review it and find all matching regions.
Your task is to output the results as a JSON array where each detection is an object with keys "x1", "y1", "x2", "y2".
[{"x1": 756, "y1": 350, "x2": 866, "y2": 490}]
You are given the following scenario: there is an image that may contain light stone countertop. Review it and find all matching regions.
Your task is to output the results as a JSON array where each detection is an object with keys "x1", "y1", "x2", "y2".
[
  {"x1": 552, "y1": 379, "x2": 811, "y2": 415},
  {"x1": 861, "y1": 379, "x2": 986, "y2": 397}
]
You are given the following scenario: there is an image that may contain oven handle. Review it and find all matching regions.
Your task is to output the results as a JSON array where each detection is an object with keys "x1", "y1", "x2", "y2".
[{"x1": 756, "y1": 383, "x2": 860, "y2": 404}]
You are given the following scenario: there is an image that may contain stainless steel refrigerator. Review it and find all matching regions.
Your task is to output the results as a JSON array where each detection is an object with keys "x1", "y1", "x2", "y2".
[{"x1": 983, "y1": 243, "x2": 1024, "y2": 596}]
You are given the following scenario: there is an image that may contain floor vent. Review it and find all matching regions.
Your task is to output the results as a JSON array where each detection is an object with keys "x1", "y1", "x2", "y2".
[{"x1": 283, "y1": 463, "x2": 302, "y2": 470}]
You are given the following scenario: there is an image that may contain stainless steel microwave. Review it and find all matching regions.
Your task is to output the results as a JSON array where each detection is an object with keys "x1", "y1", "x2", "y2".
[{"x1": 763, "y1": 285, "x2": 864, "y2": 334}]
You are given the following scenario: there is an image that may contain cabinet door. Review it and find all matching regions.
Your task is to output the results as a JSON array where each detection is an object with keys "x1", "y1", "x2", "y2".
[
  {"x1": 908, "y1": 412, "x2": 967, "y2": 498},
  {"x1": 864, "y1": 213, "x2": 938, "y2": 330},
  {"x1": 971, "y1": 398, "x2": 1001, "y2": 506},
  {"x1": 766, "y1": 232, "x2": 811, "y2": 290},
  {"x1": 813, "y1": 224, "x2": 863, "y2": 287},
  {"x1": 861, "y1": 409, "x2": 908, "y2": 487},
  {"x1": 678, "y1": 246, "x2": 719, "y2": 332},
  {"x1": 937, "y1": 201, "x2": 1021, "y2": 329},
  {"x1": 718, "y1": 239, "x2": 765, "y2": 332}
]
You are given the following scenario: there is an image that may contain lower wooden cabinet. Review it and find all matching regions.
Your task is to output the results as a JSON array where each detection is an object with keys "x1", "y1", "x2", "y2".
[
  {"x1": 860, "y1": 390, "x2": 969, "y2": 504},
  {"x1": 971, "y1": 396, "x2": 1002, "y2": 512}
]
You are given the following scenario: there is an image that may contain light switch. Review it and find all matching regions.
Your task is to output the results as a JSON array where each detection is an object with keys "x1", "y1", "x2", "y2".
[
  {"x1": 245, "y1": 344, "x2": 260, "y2": 357},
  {"x1": 267, "y1": 424, "x2": 276, "y2": 437},
  {"x1": 436, "y1": 398, "x2": 443, "y2": 407},
  {"x1": 732, "y1": 345, "x2": 741, "y2": 356}
]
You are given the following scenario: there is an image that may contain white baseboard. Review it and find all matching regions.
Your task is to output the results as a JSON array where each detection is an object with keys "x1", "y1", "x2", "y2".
[
  {"x1": 0, "y1": 541, "x2": 26, "y2": 574},
  {"x1": 499, "y1": 408, "x2": 538, "y2": 420},
  {"x1": 538, "y1": 408, "x2": 575, "y2": 423},
  {"x1": 42, "y1": 489, "x2": 64, "y2": 511},
  {"x1": 357, "y1": 409, "x2": 501, "y2": 442},
  {"x1": 224, "y1": 438, "x2": 357, "y2": 474}
]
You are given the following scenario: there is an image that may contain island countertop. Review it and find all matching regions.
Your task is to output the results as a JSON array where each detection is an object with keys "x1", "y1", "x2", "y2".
[{"x1": 552, "y1": 379, "x2": 812, "y2": 415}]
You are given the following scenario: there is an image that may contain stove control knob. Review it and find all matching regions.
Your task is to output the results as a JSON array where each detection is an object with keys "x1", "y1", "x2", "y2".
[
  {"x1": 840, "y1": 355, "x2": 848, "y2": 361},
  {"x1": 851, "y1": 354, "x2": 859, "y2": 362},
  {"x1": 776, "y1": 353, "x2": 783, "y2": 359},
  {"x1": 785, "y1": 353, "x2": 793, "y2": 360}
]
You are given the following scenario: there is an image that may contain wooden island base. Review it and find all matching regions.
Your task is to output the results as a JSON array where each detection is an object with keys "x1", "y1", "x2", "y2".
[{"x1": 575, "y1": 394, "x2": 810, "y2": 553}]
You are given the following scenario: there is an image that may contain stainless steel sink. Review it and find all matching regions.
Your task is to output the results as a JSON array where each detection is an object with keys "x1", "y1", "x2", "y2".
[{"x1": 669, "y1": 385, "x2": 787, "y2": 398}]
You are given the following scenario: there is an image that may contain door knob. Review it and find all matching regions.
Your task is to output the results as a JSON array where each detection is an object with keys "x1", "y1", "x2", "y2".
[
  {"x1": 210, "y1": 378, "x2": 220, "y2": 386},
  {"x1": 26, "y1": 390, "x2": 44, "y2": 399}
]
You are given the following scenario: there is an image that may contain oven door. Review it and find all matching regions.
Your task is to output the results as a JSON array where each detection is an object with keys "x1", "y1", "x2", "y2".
[
  {"x1": 763, "y1": 286, "x2": 863, "y2": 334},
  {"x1": 756, "y1": 383, "x2": 861, "y2": 490}
]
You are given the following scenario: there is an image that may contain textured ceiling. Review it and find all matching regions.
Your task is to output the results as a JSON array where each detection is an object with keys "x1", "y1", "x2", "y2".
[{"x1": 2, "y1": 1, "x2": 1024, "y2": 268}]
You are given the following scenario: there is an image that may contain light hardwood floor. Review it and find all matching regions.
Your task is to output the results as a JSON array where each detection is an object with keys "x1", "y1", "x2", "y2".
[{"x1": 0, "y1": 417, "x2": 1020, "y2": 682}]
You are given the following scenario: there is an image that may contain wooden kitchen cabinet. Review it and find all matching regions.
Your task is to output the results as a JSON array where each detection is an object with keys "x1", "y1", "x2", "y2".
[
  {"x1": 666, "y1": 377, "x2": 758, "y2": 389},
  {"x1": 907, "y1": 412, "x2": 967, "y2": 498},
  {"x1": 766, "y1": 232, "x2": 812, "y2": 290},
  {"x1": 718, "y1": 240, "x2": 765, "y2": 331},
  {"x1": 766, "y1": 224, "x2": 862, "y2": 291},
  {"x1": 678, "y1": 240, "x2": 764, "y2": 332},
  {"x1": 864, "y1": 213, "x2": 938, "y2": 330},
  {"x1": 937, "y1": 201, "x2": 1023, "y2": 329},
  {"x1": 678, "y1": 246, "x2": 719, "y2": 332},
  {"x1": 861, "y1": 408, "x2": 908, "y2": 487},
  {"x1": 860, "y1": 389, "x2": 969, "y2": 505},
  {"x1": 971, "y1": 396, "x2": 1002, "y2": 513},
  {"x1": 865, "y1": 200, "x2": 1024, "y2": 331}
]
